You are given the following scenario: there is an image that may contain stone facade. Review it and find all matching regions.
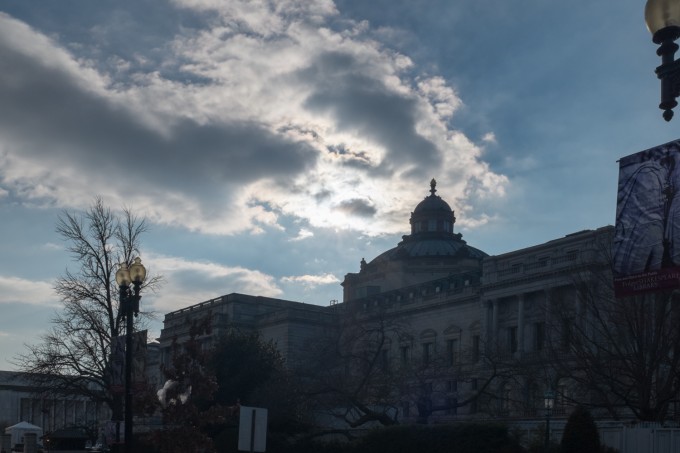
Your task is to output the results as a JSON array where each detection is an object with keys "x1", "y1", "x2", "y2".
[
  {"x1": 157, "y1": 180, "x2": 617, "y2": 424},
  {"x1": 158, "y1": 293, "x2": 335, "y2": 371},
  {"x1": 0, "y1": 371, "x2": 108, "y2": 433}
]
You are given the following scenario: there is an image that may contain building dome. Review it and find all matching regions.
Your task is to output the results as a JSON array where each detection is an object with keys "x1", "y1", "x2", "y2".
[
  {"x1": 343, "y1": 179, "x2": 487, "y2": 301},
  {"x1": 367, "y1": 178, "x2": 487, "y2": 266},
  {"x1": 413, "y1": 179, "x2": 453, "y2": 215}
]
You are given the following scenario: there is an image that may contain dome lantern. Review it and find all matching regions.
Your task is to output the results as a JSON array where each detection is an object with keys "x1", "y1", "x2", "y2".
[{"x1": 410, "y1": 178, "x2": 456, "y2": 235}]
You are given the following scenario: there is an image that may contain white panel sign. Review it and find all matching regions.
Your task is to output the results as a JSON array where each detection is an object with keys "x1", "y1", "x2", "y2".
[{"x1": 238, "y1": 406, "x2": 268, "y2": 452}]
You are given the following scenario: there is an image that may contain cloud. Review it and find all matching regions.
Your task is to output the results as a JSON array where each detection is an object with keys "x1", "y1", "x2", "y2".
[
  {"x1": 290, "y1": 228, "x2": 314, "y2": 241},
  {"x1": 481, "y1": 132, "x2": 497, "y2": 144},
  {"x1": 0, "y1": 2, "x2": 507, "y2": 238},
  {"x1": 144, "y1": 253, "x2": 283, "y2": 313},
  {"x1": 335, "y1": 198, "x2": 377, "y2": 218},
  {"x1": 0, "y1": 275, "x2": 57, "y2": 306},
  {"x1": 281, "y1": 273, "x2": 340, "y2": 287},
  {"x1": 40, "y1": 242, "x2": 63, "y2": 252}
]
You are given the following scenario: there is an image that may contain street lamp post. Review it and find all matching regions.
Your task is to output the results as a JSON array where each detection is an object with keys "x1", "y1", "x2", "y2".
[
  {"x1": 544, "y1": 389, "x2": 555, "y2": 453},
  {"x1": 116, "y1": 258, "x2": 146, "y2": 453},
  {"x1": 645, "y1": 0, "x2": 680, "y2": 121}
]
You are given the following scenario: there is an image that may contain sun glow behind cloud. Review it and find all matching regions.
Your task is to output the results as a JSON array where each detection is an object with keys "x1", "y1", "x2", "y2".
[
  {"x1": 144, "y1": 253, "x2": 284, "y2": 313},
  {"x1": 0, "y1": 1, "x2": 506, "y2": 239}
]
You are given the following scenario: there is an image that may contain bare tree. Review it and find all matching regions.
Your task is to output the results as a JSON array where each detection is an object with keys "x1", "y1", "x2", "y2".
[
  {"x1": 302, "y1": 304, "x2": 512, "y2": 430},
  {"x1": 14, "y1": 197, "x2": 162, "y2": 419},
  {"x1": 153, "y1": 317, "x2": 223, "y2": 453},
  {"x1": 302, "y1": 307, "x2": 406, "y2": 430},
  {"x1": 548, "y1": 251, "x2": 680, "y2": 422}
]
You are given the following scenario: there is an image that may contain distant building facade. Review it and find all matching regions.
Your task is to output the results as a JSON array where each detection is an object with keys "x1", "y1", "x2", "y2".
[{"x1": 0, "y1": 371, "x2": 108, "y2": 432}]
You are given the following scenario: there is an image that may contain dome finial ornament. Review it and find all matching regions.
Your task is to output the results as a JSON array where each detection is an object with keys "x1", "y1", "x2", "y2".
[{"x1": 430, "y1": 178, "x2": 437, "y2": 195}]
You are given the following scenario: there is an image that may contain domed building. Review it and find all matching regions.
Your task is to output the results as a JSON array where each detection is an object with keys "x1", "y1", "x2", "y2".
[
  {"x1": 158, "y1": 178, "x2": 617, "y2": 430},
  {"x1": 338, "y1": 179, "x2": 614, "y2": 424},
  {"x1": 342, "y1": 179, "x2": 487, "y2": 302}
]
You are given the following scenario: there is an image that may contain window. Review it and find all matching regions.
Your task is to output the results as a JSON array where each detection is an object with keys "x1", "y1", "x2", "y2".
[
  {"x1": 428, "y1": 219, "x2": 436, "y2": 231},
  {"x1": 470, "y1": 379, "x2": 478, "y2": 414},
  {"x1": 557, "y1": 382, "x2": 569, "y2": 408},
  {"x1": 422, "y1": 342, "x2": 433, "y2": 363},
  {"x1": 20, "y1": 398, "x2": 31, "y2": 423},
  {"x1": 447, "y1": 339, "x2": 459, "y2": 366},
  {"x1": 566, "y1": 250, "x2": 578, "y2": 261},
  {"x1": 561, "y1": 318, "x2": 573, "y2": 350},
  {"x1": 508, "y1": 326, "x2": 518, "y2": 353},
  {"x1": 401, "y1": 401, "x2": 410, "y2": 417},
  {"x1": 447, "y1": 379, "x2": 458, "y2": 393},
  {"x1": 471, "y1": 335, "x2": 480, "y2": 363},
  {"x1": 534, "y1": 322, "x2": 545, "y2": 351},
  {"x1": 400, "y1": 345, "x2": 410, "y2": 366}
]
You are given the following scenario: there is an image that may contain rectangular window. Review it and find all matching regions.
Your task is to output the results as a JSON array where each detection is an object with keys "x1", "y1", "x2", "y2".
[
  {"x1": 561, "y1": 318, "x2": 573, "y2": 350},
  {"x1": 470, "y1": 378, "x2": 478, "y2": 414},
  {"x1": 447, "y1": 339, "x2": 458, "y2": 365},
  {"x1": 400, "y1": 345, "x2": 410, "y2": 366},
  {"x1": 447, "y1": 379, "x2": 458, "y2": 392},
  {"x1": 20, "y1": 398, "x2": 31, "y2": 423},
  {"x1": 534, "y1": 322, "x2": 545, "y2": 351},
  {"x1": 422, "y1": 342, "x2": 432, "y2": 363}
]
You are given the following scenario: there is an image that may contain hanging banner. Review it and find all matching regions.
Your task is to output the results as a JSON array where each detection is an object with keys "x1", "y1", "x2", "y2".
[
  {"x1": 110, "y1": 336, "x2": 125, "y2": 394},
  {"x1": 132, "y1": 330, "x2": 148, "y2": 391},
  {"x1": 613, "y1": 139, "x2": 680, "y2": 296}
]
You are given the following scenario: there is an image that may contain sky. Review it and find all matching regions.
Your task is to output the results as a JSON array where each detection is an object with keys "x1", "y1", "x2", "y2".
[{"x1": 0, "y1": 0, "x2": 677, "y2": 370}]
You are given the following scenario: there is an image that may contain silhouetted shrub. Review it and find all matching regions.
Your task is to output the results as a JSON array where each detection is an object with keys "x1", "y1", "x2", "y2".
[
  {"x1": 353, "y1": 423, "x2": 523, "y2": 453},
  {"x1": 560, "y1": 406, "x2": 600, "y2": 453}
]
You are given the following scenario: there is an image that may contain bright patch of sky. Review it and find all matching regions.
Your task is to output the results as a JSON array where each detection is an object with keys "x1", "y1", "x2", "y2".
[{"x1": 0, "y1": 0, "x2": 677, "y2": 369}]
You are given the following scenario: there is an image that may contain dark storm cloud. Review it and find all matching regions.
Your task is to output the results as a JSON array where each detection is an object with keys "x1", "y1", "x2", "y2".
[
  {"x1": 314, "y1": 189, "x2": 332, "y2": 202},
  {"x1": 335, "y1": 198, "x2": 377, "y2": 218},
  {"x1": 0, "y1": 24, "x2": 317, "y2": 205},
  {"x1": 298, "y1": 51, "x2": 441, "y2": 177},
  {"x1": 1, "y1": 0, "x2": 206, "y2": 83}
]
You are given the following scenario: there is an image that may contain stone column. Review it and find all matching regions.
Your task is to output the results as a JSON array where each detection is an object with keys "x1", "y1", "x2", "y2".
[
  {"x1": 517, "y1": 294, "x2": 525, "y2": 355},
  {"x1": 492, "y1": 299, "x2": 499, "y2": 340},
  {"x1": 482, "y1": 300, "x2": 492, "y2": 341}
]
